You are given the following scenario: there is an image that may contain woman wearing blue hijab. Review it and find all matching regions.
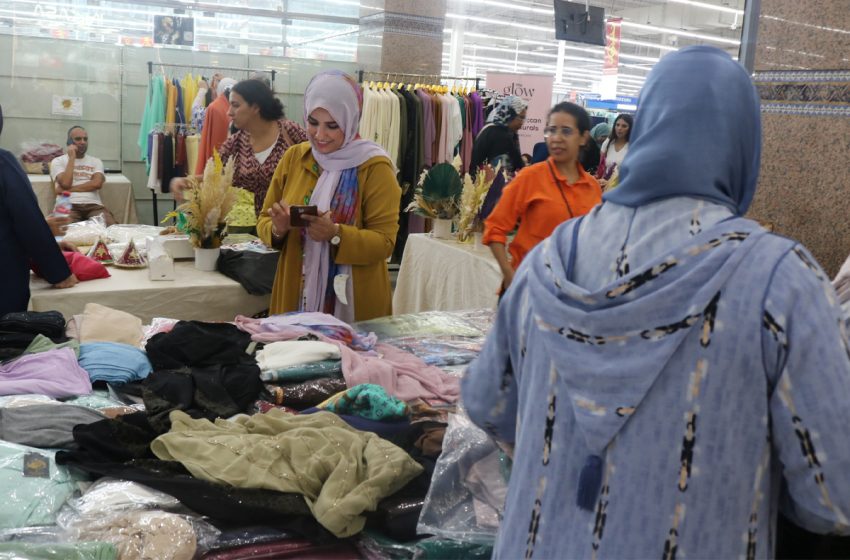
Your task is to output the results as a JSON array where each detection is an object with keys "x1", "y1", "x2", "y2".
[{"x1": 464, "y1": 46, "x2": 850, "y2": 559}]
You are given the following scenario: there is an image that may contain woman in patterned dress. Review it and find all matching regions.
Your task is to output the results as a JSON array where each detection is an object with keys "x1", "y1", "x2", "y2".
[{"x1": 171, "y1": 78, "x2": 306, "y2": 222}]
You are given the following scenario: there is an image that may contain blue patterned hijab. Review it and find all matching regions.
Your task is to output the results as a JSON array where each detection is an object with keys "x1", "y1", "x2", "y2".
[{"x1": 604, "y1": 46, "x2": 761, "y2": 215}]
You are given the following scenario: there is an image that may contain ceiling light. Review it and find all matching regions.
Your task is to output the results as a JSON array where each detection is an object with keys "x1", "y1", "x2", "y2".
[
  {"x1": 666, "y1": 0, "x2": 744, "y2": 15},
  {"x1": 620, "y1": 21, "x2": 740, "y2": 45}
]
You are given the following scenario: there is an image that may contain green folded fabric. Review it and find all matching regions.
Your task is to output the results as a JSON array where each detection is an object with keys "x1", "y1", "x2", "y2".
[
  {"x1": 0, "y1": 541, "x2": 117, "y2": 560},
  {"x1": 24, "y1": 334, "x2": 80, "y2": 358},
  {"x1": 259, "y1": 359, "x2": 342, "y2": 383}
]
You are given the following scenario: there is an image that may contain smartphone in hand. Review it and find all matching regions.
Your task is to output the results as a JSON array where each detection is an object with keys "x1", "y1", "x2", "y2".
[{"x1": 290, "y1": 205, "x2": 318, "y2": 227}]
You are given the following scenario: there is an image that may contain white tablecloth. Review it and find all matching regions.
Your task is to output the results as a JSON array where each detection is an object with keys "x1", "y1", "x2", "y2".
[
  {"x1": 28, "y1": 174, "x2": 139, "y2": 224},
  {"x1": 29, "y1": 261, "x2": 268, "y2": 323},
  {"x1": 392, "y1": 233, "x2": 502, "y2": 315}
]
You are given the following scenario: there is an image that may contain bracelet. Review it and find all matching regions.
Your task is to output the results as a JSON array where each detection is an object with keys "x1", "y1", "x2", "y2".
[{"x1": 271, "y1": 224, "x2": 282, "y2": 239}]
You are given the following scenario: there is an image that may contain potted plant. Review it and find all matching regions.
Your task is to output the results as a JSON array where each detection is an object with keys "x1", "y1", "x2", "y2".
[
  {"x1": 405, "y1": 161, "x2": 462, "y2": 239},
  {"x1": 164, "y1": 151, "x2": 237, "y2": 271}
]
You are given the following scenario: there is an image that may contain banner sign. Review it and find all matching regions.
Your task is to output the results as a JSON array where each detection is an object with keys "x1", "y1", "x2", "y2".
[
  {"x1": 600, "y1": 18, "x2": 622, "y2": 99},
  {"x1": 485, "y1": 72, "x2": 555, "y2": 155}
]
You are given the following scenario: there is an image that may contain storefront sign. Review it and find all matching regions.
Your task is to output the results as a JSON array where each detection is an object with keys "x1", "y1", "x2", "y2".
[{"x1": 485, "y1": 72, "x2": 555, "y2": 154}]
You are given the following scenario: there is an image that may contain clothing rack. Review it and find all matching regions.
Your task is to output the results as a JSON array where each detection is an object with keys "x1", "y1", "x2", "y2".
[
  {"x1": 147, "y1": 62, "x2": 277, "y2": 89},
  {"x1": 146, "y1": 62, "x2": 276, "y2": 224},
  {"x1": 357, "y1": 70, "x2": 481, "y2": 91}
]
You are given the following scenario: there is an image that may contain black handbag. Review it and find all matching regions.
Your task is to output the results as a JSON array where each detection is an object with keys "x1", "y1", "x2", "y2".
[{"x1": 217, "y1": 249, "x2": 278, "y2": 295}]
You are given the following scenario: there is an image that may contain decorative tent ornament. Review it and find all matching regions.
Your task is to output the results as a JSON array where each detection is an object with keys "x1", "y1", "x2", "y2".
[
  {"x1": 114, "y1": 239, "x2": 147, "y2": 269},
  {"x1": 86, "y1": 238, "x2": 113, "y2": 265}
]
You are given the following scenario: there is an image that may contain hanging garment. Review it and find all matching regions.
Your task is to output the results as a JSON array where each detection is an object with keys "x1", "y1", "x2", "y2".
[
  {"x1": 138, "y1": 75, "x2": 166, "y2": 165},
  {"x1": 195, "y1": 94, "x2": 231, "y2": 174}
]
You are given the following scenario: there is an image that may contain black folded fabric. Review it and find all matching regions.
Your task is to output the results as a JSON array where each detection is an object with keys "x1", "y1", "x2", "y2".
[
  {"x1": 145, "y1": 321, "x2": 254, "y2": 370},
  {"x1": 0, "y1": 310, "x2": 66, "y2": 339},
  {"x1": 143, "y1": 363, "x2": 264, "y2": 433},
  {"x1": 217, "y1": 250, "x2": 278, "y2": 296}
]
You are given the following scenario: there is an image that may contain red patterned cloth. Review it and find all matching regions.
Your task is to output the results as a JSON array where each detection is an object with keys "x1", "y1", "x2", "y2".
[{"x1": 219, "y1": 119, "x2": 307, "y2": 216}]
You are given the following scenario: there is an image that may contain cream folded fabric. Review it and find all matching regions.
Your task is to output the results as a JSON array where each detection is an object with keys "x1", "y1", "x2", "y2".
[
  {"x1": 255, "y1": 340, "x2": 340, "y2": 372},
  {"x1": 79, "y1": 303, "x2": 143, "y2": 347}
]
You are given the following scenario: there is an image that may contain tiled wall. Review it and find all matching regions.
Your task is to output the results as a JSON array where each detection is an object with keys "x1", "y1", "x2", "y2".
[{"x1": 747, "y1": 0, "x2": 850, "y2": 275}]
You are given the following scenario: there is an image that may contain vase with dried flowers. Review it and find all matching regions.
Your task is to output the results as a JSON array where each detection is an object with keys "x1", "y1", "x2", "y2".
[
  {"x1": 405, "y1": 160, "x2": 463, "y2": 239},
  {"x1": 164, "y1": 151, "x2": 237, "y2": 270},
  {"x1": 456, "y1": 161, "x2": 507, "y2": 243}
]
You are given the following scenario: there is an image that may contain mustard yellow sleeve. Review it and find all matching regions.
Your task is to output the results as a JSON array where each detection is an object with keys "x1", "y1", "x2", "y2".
[
  {"x1": 335, "y1": 158, "x2": 401, "y2": 266},
  {"x1": 257, "y1": 148, "x2": 293, "y2": 246}
]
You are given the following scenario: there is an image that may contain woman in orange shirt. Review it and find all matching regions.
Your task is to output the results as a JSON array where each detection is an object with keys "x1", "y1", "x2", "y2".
[{"x1": 483, "y1": 102, "x2": 601, "y2": 289}]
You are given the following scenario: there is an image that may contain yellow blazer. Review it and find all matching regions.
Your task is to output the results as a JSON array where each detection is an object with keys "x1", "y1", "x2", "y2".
[{"x1": 257, "y1": 142, "x2": 401, "y2": 321}]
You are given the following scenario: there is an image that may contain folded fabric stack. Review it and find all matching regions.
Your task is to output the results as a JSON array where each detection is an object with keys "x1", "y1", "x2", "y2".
[
  {"x1": 0, "y1": 305, "x2": 504, "y2": 558},
  {"x1": 78, "y1": 342, "x2": 153, "y2": 385}
]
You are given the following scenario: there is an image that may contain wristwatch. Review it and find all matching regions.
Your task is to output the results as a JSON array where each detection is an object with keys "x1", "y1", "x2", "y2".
[{"x1": 330, "y1": 224, "x2": 341, "y2": 246}]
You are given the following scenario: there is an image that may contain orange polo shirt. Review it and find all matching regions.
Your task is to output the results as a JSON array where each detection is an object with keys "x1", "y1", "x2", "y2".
[{"x1": 483, "y1": 158, "x2": 601, "y2": 269}]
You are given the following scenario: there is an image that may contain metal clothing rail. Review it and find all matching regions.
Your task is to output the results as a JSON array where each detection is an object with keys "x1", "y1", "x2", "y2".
[
  {"x1": 357, "y1": 70, "x2": 481, "y2": 90},
  {"x1": 147, "y1": 62, "x2": 277, "y2": 86},
  {"x1": 145, "y1": 62, "x2": 276, "y2": 224}
]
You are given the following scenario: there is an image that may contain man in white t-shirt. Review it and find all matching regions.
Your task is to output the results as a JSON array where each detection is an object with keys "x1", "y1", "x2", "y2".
[{"x1": 49, "y1": 126, "x2": 116, "y2": 225}]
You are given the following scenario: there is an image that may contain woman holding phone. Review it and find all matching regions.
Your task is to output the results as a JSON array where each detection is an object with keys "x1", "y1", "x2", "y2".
[{"x1": 257, "y1": 71, "x2": 401, "y2": 322}]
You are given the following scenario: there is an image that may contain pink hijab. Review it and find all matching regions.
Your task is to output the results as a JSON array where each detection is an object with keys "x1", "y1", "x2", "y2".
[{"x1": 301, "y1": 71, "x2": 392, "y2": 322}]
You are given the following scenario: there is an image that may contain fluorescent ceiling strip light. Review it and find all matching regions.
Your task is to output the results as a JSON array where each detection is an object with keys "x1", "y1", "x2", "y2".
[
  {"x1": 619, "y1": 21, "x2": 740, "y2": 45},
  {"x1": 446, "y1": 12, "x2": 545, "y2": 33},
  {"x1": 761, "y1": 14, "x2": 850, "y2": 35},
  {"x1": 455, "y1": 0, "x2": 553, "y2": 15},
  {"x1": 619, "y1": 38, "x2": 678, "y2": 52},
  {"x1": 666, "y1": 0, "x2": 744, "y2": 15}
]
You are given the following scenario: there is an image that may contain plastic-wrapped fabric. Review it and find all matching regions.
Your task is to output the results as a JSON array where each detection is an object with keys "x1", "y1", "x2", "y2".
[
  {"x1": 276, "y1": 377, "x2": 348, "y2": 410},
  {"x1": 380, "y1": 336, "x2": 482, "y2": 367},
  {"x1": 63, "y1": 390, "x2": 132, "y2": 411},
  {"x1": 0, "y1": 541, "x2": 117, "y2": 560},
  {"x1": 105, "y1": 225, "x2": 164, "y2": 246},
  {"x1": 356, "y1": 531, "x2": 493, "y2": 560},
  {"x1": 63, "y1": 217, "x2": 108, "y2": 247},
  {"x1": 60, "y1": 509, "x2": 219, "y2": 560},
  {"x1": 217, "y1": 249, "x2": 279, "y2": 296},
  {"x1": 259, "y1": 360, "x2": 342, "y2": 383},
  {"x1": 0, "y1": 395, "x2": 58, "y2": 408},
  {"x1": 416, "y1": 411, "x2": 508, "y2": 544},
  {"x1": 208, "y1": 526, "x2": 293, "y2": 552},
  {"x1": 202, "y1": 539, "x2": 361, "y2": 559},
  {"x1": 353, "y1": 311, "x2": 486, "y2": 340},
  {"x1": 0, "y1": 441, "x2": 84, "y2": 529},
  {"x1": 66, "y1": 478, "x2": 181, "y2": 516},
  {"x1": 0, "y1": 404, "x2": 105, "y2": 449}
]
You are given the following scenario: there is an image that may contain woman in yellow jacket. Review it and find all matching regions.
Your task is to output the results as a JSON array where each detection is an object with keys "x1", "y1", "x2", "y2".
[{"x1": 257, "y1": 71, "x2": 400, "y2": 322}]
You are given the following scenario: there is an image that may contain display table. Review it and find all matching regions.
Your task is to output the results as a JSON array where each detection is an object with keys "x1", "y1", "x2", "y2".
[
  {"x1": 28, "y1": 173, "x2": 139, "y2": 224},
  {"x1": 29, "y1": 261, "x2": 268, "y2": 323},
  {"x1": 392, "y1": 233, "x2": 502, "y2": 315}
]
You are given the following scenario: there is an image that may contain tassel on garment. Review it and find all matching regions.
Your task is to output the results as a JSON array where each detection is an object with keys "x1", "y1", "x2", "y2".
[{"x1": 576, "y1": 454, "x2": 604, "y2": 511}]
